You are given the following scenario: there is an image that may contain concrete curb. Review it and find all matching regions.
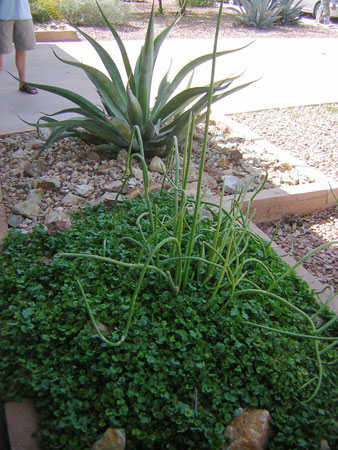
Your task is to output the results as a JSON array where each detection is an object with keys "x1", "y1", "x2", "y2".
[{"x1": 5, "y1": 400, "x2": 39, "y2": 450}]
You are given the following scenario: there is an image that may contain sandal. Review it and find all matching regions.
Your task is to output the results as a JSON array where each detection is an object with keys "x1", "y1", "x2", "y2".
[{"x1": 19, "y1": 84, "x2": 38, "y2": 95}]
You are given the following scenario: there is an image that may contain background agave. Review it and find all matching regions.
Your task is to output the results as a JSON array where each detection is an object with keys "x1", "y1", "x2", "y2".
[
  {"x1": 278, "y1": 0, "x2": 303, "y2": 25},
  {"x1": 28, "y1": 1, "x2": 250, "y2": 158},
  {"x1": 231, "y1": 0, "x2": 282, "y2": 28}
]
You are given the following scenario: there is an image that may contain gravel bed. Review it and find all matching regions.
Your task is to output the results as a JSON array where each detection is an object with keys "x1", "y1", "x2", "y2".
[
  {"x1": 230, "y1": 104, "x2": 338, "y2": 294},
  {"x1": 230, "y1": 104, "x2": 338, "y2": 181}
]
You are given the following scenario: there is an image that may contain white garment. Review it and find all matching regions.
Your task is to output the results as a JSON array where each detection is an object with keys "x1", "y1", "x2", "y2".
[{"x1": 0, "y1": 0, "x2": 32, "y2": 20}]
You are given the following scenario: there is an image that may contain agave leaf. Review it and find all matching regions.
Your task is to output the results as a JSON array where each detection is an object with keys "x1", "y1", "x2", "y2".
[
  {"x1": 15, "y1": 78, "x2": 105, "y2": 120},
  {"x1": 127, "y1": 87, "x2": 144, "y2": 131},
  {"x1": 153, "y1": 10, "x2": 182, "y2": 64},
  {"x1": 151, "y1": 44, "x2": 252, "y2": 118},
  {"x1": 106, "y1": 117, "x2": 132, "y2": 142},
  {"x1": 153, "y1": 78, "x2": 236, "y2": 123},
  {"x1": 36, "y1": 117, "x2": 129, "y2": 147},
  {"x1": 37, "y1": 123, "x2": 69, "y2": 154},
  {"x1": 143, "y1": 120, "x2": 157, "y2": 141},
  {"x1": 94, "y1": 0, "x2": 136, "y2": 92},
  {"x1": 69, "y1": 24, "x2": 127, "y2": 104},
  {"x1": 154, "y1": 59, "x2": 172, "y2": 111},
  {"x1": 52, "y1": 51, "x2": 127, "y2": 119},
  {"x1": 136, "y1": 3, "x2": 155, "y2": 123},
  {"x1": 39, "y1": 107, "x2": 102, "y2": 119}
]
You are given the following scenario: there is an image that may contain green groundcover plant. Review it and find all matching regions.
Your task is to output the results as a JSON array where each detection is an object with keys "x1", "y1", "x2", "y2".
[{"x1": 0, "y1": 195, "x2": 337, "y2": 449}]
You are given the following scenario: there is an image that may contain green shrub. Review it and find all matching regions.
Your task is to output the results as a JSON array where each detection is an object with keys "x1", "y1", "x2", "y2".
[
  {"x1": 0, "y1": 196, "x2": 337, "y2": 449},
  {"x1": 60, "y1": 0, "x2": 132, "y2": 26},
  {"x1": 29, "y1": 0, "x2": 64, "y2": 23}
]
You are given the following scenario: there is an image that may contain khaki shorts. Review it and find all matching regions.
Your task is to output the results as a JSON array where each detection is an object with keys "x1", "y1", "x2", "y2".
[{"x1": 0, "y1": 19, "x2": 36, "y2": 54}]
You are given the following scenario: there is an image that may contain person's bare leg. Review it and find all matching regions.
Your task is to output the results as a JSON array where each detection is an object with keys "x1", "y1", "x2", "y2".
[
  {"x1": 15, "y1": 49, "x2": 27, "y2": 88},
  {"x1": 0, "y1": 53, "x2": 3, "y2": 75}
]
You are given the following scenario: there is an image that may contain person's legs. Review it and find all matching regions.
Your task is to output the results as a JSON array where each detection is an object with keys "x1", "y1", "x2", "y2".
[
  {"x1": 0, "y1": 20, "x2": 14, "y2": 74},
  {"x1": 15, "y1": 49, "x2": 27, "y2": 87},
  {"x1": 13, "y1": 19, "x2": 37, "y2": 93}
]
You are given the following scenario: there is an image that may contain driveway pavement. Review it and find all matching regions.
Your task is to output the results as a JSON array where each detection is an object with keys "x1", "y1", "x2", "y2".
[{"x1": 0, "y1": 37, "x2": 338, "y2": 135}]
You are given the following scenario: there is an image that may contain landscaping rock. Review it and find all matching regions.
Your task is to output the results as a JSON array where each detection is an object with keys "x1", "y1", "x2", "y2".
[
  {"x1": 223, "y1": 408, "x2": 271, "y2": 450},
  {"x1": 204, "y1": 165, "x2": 225, "y2": 183},
  {"x1": 27, "y1": 138, "x2": 44, "y2": 150},
  {"x1": 75, "y1": 183, "x2": 95, "y2": 198},
  {"x1": 27, "y1": 189, "x2": 44, "y2": 204},
  {"x1": 126, "y1": 187, "x2": 143, "y2": 199},
  {"x1": 62, "y1": 193, "x2": 85, "y2": 206},
  {"x1": 188, "y1": 166, "x2": 199, "y2": 182},
  {"x1": 321, "y1": 439, "x2": 331, "y2": 450},
  {"x1": 230, "y1": 149, "x2": 243, "y2": 164},
  {"x1": 36, "y1": 176, "x2": 61, "y2": 191},
  {"x1": 12, "y1": 149, "x2": 27, "y2": 160},
  {"x1": 105, "y1": 180, "x2": 125, "y2": 192},
  {"x1": 132, "y1": 167, "x2": 144, "y2": 180},
  {"x1": 24, "y1": 160, "x2": 49, "y2": 177},
  {"x1": 92, "y1": 428, "x2": 126, "y2": 450},
  {"x1": 7, "y1": 214, "x2": 23, "y2": 228},
  {"x1": 13, "y1": 199, "x2": 42, "y2": 218},
  {"x1": 150, "y1": 156, "x2": 165, "y2": 174},
  {"x1": 203, "y1": 173, "x2": 218, "y2": 189},
  {"x1": 101, "y1": 192, "x2": 124, "y2": 208},
  {"x1": 117, "y1": 150, "x2": 128, "y2": 163},
  {"x1": 222, "y1": 175, "x2": 245, "y2": 194},
  {"x1": 218, "y1": 155, "x2": 231, "y2": 168},
  {"x1": 45, "y1": 208, "x2": 72, "y2": 231},
  {"x1": 87, "y1": 151, "x2": 101, "y2": 163}
]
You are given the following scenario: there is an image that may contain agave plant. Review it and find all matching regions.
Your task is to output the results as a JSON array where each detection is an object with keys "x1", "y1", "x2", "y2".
[
  {"x1": 278, "y1": 0, "x2": 303, "y2": 24},
  {"x1": 231, "y1": 0, "x2": 282, "y2": 28},
  {"x1": 27, "y1": 1, "x2": 250, "y2": 158}
]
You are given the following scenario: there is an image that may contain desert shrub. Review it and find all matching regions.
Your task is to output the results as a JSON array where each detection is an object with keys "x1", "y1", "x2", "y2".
[
  {"x1": 29, "y1": 0, "x2": 64, "y2": 23},
  {"x1": 60, "y1": 0, "x2": 132, "y2": 26},
  {"x1": 0, "y1": 196, "x2": 337, "y2": 449}
]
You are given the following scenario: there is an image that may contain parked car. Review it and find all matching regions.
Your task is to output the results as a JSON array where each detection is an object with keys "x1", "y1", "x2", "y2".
[{"x1": 299, "y1": 0, "x2": 338, "y2": 18}]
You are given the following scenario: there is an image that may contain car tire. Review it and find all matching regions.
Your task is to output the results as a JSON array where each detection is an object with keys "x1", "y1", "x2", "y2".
[{"x1": 313, "y1": 1, "x2": 321, "y2": 17}]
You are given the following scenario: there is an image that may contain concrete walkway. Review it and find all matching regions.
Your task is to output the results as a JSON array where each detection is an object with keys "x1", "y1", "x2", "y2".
[{"x1": 1, "y1": 37, "x2": 338, "y2": 134}]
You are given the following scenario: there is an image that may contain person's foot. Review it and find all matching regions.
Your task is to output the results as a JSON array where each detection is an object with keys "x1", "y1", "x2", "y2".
[{"x1": 19, "y1": 84, "x2": 38, "y2": 94}]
